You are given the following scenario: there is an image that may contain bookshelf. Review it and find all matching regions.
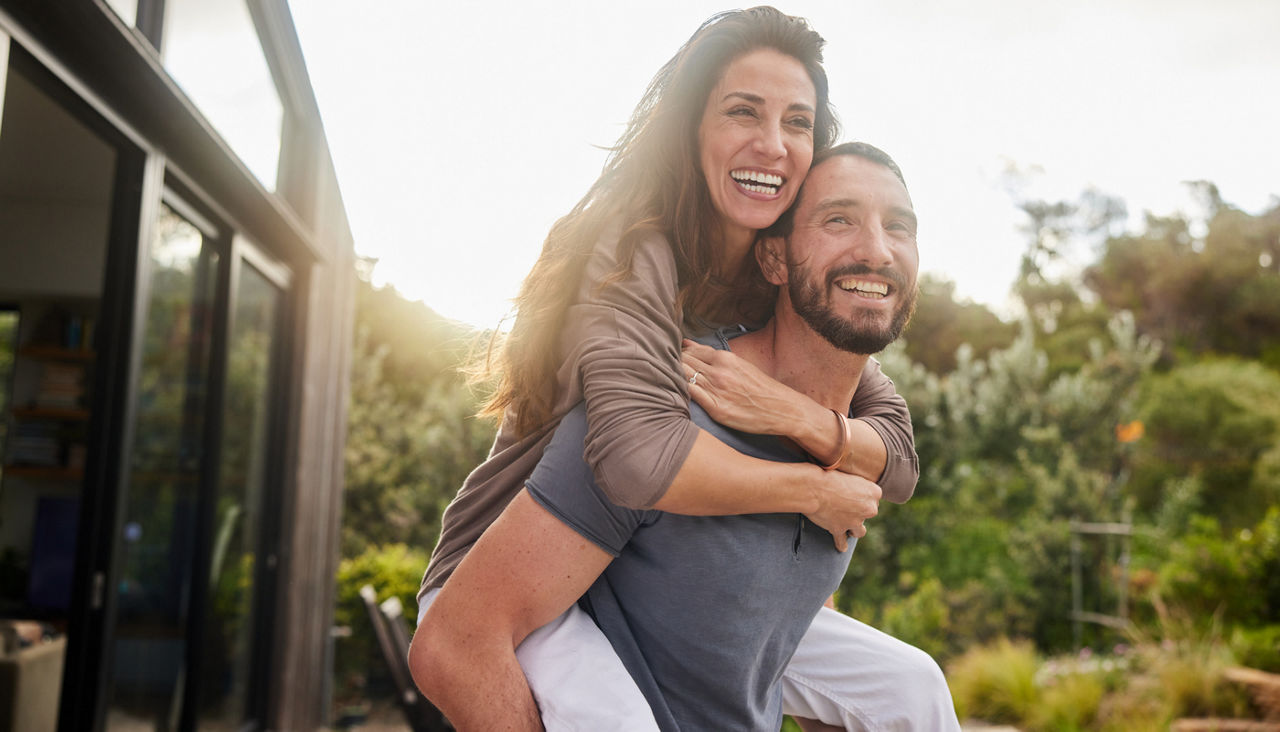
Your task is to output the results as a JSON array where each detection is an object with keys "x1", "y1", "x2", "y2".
[
  {"x1": 0, "y1": 304, "x2": 96, "y2": 618},
  {"x1": 5, "y1": 345, "x2": 94, "y2": 480}
]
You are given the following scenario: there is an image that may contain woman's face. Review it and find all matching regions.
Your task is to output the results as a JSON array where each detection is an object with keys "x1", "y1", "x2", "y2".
[{"x1": 698, "y1": 48, "x2": 817, "y2": 249}]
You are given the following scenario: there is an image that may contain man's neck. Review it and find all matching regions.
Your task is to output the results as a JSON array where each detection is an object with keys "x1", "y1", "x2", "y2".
[{"x1": 730, "y1": 310, "x2": 869, "y2": 413}]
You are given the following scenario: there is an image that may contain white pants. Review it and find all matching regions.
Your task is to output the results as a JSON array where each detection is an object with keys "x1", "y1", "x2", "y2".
[{"x1": 418, "y1": 589, "x2": 960, "y2": 731}]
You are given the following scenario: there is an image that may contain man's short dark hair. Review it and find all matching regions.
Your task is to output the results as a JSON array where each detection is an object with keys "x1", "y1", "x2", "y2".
[{"x1": 762, "y1": 142, "x2": 908, "y2": 240}]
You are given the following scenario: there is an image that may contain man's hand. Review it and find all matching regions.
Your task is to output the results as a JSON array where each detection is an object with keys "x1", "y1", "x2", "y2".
[{"x1": 806, "y1": 469, "x2": 881, "y2": 551}]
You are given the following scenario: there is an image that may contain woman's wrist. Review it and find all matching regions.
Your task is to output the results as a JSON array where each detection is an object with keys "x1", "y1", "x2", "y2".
[
  {"x1": 819, "y1": 409, "x2": 852, "y2": 470},
  {"x1": 787, "y1": 398, "x2": 844, "y2": 466}
]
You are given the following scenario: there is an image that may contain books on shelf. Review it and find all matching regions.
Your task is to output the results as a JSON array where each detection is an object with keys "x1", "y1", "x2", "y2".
[
  {"x1": 34, "y1": 362, "x2": 86, "y2": 409},
  {"x1": 8, "y1": 421, "x2": 61, "y2": 466}
]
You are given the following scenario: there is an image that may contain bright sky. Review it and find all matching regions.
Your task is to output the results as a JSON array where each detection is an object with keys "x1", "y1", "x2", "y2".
[{"x1": 290, "y1": 0, "x2": 1280, "y2": 330}]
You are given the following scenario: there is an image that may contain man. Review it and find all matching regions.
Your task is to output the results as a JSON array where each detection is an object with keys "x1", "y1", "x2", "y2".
[{"x1": 410, "y1": 143, "x2": 959, "y2": 731}]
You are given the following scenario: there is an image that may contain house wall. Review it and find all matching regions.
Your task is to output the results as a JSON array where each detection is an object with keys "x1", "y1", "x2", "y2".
[{"x1": 0, "y1": 1, "x2": 355, "y2": 728}]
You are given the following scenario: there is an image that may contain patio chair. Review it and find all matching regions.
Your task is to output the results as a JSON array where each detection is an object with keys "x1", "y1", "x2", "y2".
[{"x1": 359, "y1": 585, "x2": 452, "y2": 732}]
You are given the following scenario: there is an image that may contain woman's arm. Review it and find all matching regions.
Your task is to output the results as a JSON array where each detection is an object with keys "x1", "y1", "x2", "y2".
[
  {"x1": 564, "y1": 231, "x2": 882, "y2": 547},
  {"x1": 654, "y1": 431, "x2": 880, "y2": 551},
  {"x1": 681, "y1": 339, "x2": 919, "y2": 503}
]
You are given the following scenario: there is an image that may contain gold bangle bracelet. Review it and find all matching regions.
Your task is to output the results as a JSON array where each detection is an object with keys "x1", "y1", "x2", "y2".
[{"x1": 820, "y1": 408, "x2": 852, "y2": 471}]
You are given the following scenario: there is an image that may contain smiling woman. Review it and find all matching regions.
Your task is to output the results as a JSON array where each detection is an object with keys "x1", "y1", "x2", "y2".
[{"x1": 697, "y1": 47, "x2": 816, "y2": 259}]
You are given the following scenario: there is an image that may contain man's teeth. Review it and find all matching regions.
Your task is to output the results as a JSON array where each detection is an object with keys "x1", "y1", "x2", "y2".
[
  {"x1": 839, "y1": 280, "x2": 889, "y2": 298},
  {"x1": 731, "y1": 170, "x2": 782, "y2": 193}
]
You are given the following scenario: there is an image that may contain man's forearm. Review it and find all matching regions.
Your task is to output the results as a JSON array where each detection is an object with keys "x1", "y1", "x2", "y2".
[
  {"x1": 408, "y1": 489, "x2": 614, "y2": 730},
  {"x1": 409, "y1": 627, "x2": 541, "y2": 731}
]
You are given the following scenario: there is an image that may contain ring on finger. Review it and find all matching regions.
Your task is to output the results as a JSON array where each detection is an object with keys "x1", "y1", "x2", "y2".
[{"x1": 688, "y1": 371, "x2": 701, "y2": 387}]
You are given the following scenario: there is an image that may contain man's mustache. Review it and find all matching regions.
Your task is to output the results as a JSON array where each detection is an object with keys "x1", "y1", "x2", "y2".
[{"x1": 827, "y1": 264, "x2": 908, "y2": 291}]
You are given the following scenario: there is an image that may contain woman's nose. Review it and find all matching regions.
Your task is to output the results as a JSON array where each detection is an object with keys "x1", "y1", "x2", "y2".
[{"x1": 753, "y1": 121, "x2": 787, "y2": 159}]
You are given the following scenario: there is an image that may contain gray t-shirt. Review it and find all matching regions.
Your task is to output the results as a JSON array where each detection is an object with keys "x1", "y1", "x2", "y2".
[{"x1": 526, "y1": 332, "x2": 854, "y2": 731}]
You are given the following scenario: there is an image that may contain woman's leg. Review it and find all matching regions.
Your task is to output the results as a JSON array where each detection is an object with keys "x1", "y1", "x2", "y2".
[
  {"x1": 417, "y1": 588, "x2": 660, "y2": 731},
  {"x1": 781, "y1": 607, "x2": 962, "y2": 731}
]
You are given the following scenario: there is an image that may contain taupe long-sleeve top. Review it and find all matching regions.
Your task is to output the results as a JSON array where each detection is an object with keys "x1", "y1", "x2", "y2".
[{"x1": 419, "y1": 228, "x2": 918, "y2": 597}]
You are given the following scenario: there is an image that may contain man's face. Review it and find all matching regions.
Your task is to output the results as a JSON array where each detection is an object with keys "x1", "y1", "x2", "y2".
[{"x1": 777, "y1": 154, "x2": 919, "y2": 354}]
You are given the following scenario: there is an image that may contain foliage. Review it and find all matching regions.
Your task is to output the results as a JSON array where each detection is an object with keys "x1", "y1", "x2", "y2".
[
  {"x1": 901, "y1": 274, "x2": 1016, "y2": 374},
  {"x1": 1128, "y1": 360, "x2": 1280, "y2": 528},
  {"x1": 854, "y1": 312, "x2": 1158, "y2": 656},
  {"x1": 1153, "y1": 508, "x2": 1280, "y2": 629},
  {"x1": 342, "y1": 276, "x2": 495, "y2": 560},
  {"x1": 947, "y1": 638, "x2": 1040, "y2": 723},
  {"x1": 332, "y1": 543, "x2": 430, "y2": 692},
  {"x1": 1030, "y1": 670, "x2": 1105, "y2": 732},
  {"x1": 1230, "y1": 625, "x2": 1280, "y2": 673},
  {"x1": 1086, "y1": 201, "x2": 1280, "y2": 367},
  {"x1": 951, "y1": 637, "x2": 1257, "y2": 730}
]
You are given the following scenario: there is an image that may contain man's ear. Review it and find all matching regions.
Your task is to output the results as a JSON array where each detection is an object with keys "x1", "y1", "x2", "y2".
[{"x1": 756, "y1": 236, "x2": 788, "y2": 286}]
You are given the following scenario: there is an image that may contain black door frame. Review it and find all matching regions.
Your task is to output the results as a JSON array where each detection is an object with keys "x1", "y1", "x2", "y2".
[{"x1": 0, "y1": 23, "x2": 295, "y2": 732}]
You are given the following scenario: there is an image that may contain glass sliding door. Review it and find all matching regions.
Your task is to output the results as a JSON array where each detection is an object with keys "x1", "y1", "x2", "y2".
[
  {"x1": 104, "y1": 198, "x2": 222, "y2": 732},
  {"x1": 197, "y1": 243, "x2": 288, "y2": 731}
]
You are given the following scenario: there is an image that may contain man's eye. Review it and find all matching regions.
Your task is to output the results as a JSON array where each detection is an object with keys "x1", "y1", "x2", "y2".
[{"x1": 826, "y1": 216, "x2": 849, "y2": 225}]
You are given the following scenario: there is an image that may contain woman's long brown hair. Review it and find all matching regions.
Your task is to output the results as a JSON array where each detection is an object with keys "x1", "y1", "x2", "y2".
[{"x1": 475, "y1": 6, "x2": 840, "y2": 437}]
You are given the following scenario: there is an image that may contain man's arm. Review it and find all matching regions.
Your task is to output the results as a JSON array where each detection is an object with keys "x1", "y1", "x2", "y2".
[{"x1": 408, "y1": 489, "x2": 614, "y2": 731}]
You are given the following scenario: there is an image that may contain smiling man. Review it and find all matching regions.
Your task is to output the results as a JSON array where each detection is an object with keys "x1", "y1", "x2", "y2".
[{"x1": 410, "y1": 143, "x2": 959, "y2": 731}]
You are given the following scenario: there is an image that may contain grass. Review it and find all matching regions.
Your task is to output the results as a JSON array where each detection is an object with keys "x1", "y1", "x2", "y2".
[{"x1": 947, "y1": 629, "x2": 1262, "y2": 731}]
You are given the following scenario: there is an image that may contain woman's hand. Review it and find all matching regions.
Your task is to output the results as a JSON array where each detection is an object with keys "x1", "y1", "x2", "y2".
[{"x1": 682, "y1": 338, "x2": 805, "y2": 436}]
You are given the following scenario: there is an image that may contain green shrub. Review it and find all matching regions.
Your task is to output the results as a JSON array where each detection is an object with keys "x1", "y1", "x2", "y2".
[
  {"x1": 880, "y1": 577, "x2": 950, "y2": 659},
  {"x1": 1157, "y1": 507, "x2": 1280, "y2": 629},
  {"x1": 1231, "y1": 624, "x2": 1280, "y2": 672},
  {"x1": 1030, "y1": 671, "x2": 1104, "y2": 732},
  {"x1": 947, "y1": 638, "x2": 1039, "y2": 723},
  {"x1": 333, "y1": 543, "x2": 430, "y2": 697},
  {"x1": 1130, "y1": 360, "x2": 1280, "y2": 529},
  {"x1": 1152, "y1": 648, "x2": 1251, "y2": 718}
]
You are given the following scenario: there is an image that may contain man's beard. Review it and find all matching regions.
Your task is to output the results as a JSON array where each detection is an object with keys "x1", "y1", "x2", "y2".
[{"x1": 789, "y1": 261, "x2": 917, "y2": 355}]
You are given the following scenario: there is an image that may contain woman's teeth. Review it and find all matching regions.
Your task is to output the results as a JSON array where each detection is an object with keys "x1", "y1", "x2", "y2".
[{"x1": 731, "y1": 170, "x2": 781, "y2": 194}]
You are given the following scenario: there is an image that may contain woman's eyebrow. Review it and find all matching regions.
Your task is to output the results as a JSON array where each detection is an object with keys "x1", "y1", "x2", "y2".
[{"x1": 720, "y1": 92, "x2": 815, "y2": 115}]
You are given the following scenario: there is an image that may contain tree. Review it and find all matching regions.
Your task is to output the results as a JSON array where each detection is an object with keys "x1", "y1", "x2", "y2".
[
  {"x1": 1129, "y1": 358, "x2": 1280, "y2": 529},
  {"x1": 1086, "y1": 200, "x2": 1280, "y2": 367},
  {"x1": 342, "y1": 275, "x2": 496, "y2": 559},
  {"x1": 901, "y1": 275, "x2": 1016, "y2": 374}
]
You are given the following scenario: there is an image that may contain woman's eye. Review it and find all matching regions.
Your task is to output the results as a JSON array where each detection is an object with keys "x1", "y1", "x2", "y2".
[
  {"x1": 788, "y1": 116, "x2": 814, "y2": 131},
  {"x1": 728, "y1": 106, "x2": 757, "y2": 118}
]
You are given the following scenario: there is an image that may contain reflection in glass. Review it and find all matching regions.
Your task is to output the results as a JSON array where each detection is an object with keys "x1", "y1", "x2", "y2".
[
  {"x1": 103, "y1": 0, "x2": 139, "y2": 27},
  {"x1": 105, "y1": 205, "x2": 217, "y2": 731},
  {"x1": 0, "y1": 310, "x2": 16, "y2": 478},
  {"x1": 162, "y1": 0, "x2": 283, "y2": 190},
  {"x1": 198, "y1": 258, "x2": 280, "y2": 729}
]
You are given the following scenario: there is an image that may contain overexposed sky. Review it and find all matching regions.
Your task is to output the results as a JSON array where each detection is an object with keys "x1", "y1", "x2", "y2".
[{"x1": 290, "y1": 0, "x2": 1280, "y2": 329}]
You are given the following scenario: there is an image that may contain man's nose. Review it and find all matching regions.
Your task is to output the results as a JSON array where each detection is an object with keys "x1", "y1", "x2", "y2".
[{"x1": 852, "y1": 225, "x2": 894, "y2": 267}]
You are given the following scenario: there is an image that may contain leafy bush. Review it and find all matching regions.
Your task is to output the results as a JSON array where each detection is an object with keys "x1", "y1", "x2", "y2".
[
  {"x1": 1030, "y1": 670, "x2": 1105, "y2": 732},
  {"x1": 1130, "y1": 359, "x2": 1280, "y2": 528},
  {"x1": 946, "y1": 638, "x2": 1039, "y2": 723},
  {"x1": 1156, "y1": 507, "x2": 1280, "y2": 629},
  {"x1": 1231, "y1": 624, "x2": 1280, "y2": 672},
  {"x1": 332, "y1": 543, "x2": 430, "y2": 696}
]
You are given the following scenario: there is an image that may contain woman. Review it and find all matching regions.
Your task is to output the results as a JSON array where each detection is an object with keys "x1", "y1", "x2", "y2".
[{"x1": 414, "y1": 7, "x2": 948, "y2": 730}]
